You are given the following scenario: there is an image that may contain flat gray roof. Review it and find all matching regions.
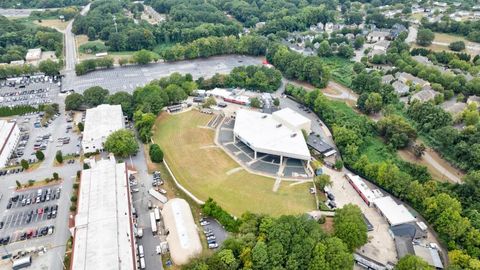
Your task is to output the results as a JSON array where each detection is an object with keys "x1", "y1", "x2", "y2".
[{"x1": 72, "y1": 155, "x2": 135, "y2": 270}]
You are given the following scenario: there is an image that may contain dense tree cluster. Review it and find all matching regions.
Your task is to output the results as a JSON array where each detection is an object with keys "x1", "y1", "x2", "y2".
[
  {"x1": 184, "y1": 212, "x2": 357, "y2": 270},
  {"x1": 197, "y1": 66, "x2": 282, "y2": 93},
  {"x1": 267, "y1": 45, "x2": 330, "y2": 88},
  {"x1": 202, "y1": 198, "x2": 241, "y2": 232},
  {"x1": 377, "y1": 115, "x2": 417, "y2": 149},
  {"x1": 284, "y1": 85, "x2": 480, "y2": 269},
  {"x1": 0, "y1": 16, "x2": 63, "y2": 63},
  {"x1": 422, "y1": 17, "x2": 480, "y2": 43},
  {"x1": 410, "y1": 47, "x2": 477, "y2": 75},
  {"x1": 161, "y1": 35, "x2": 268, "y2": 61},
  {"x1": 104, "y1": 129, "x2": 139, "y2": 157},
  {"x1": 75, "y1": 57, "x2": 114, "y2": 75},
  {"x1": 0, "y1": 0, "x2": 87, "y2": 8}
]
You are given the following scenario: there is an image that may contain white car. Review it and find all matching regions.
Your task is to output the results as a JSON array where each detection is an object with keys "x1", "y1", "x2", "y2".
[
  {"x1": 200, "y1": 221, "x2": 210, "y2": 226},
  {"x1": 156, "y1": 245, "x2": 161, "y2": 254},
  {"x1": 207, "y1": 235, "x2": 216, "y2": 240},
  {"x1": 208, "y1": 243, "x2": 218, "y2": 249},
  {"x1": 158, "y1": 188, "x2": 167, "y2": 194},
  {"x1": 131, "y1": 188, "x2": 139, "y2": 193}
]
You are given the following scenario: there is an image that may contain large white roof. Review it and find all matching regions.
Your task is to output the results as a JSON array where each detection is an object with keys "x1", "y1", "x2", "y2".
[
  {"x1": 233, "y1": 109, "x2": 311, "y2": 160},
  {"x1": 272, "y1": 107, "x2": 311, "y2": 130},
  {"x1": 162, "y1": 198, "x2": 202, "y2": 265},
  {"x1": 374, "y1": 196, "x2": 416, "y2": 226},
  {"x1": 83, "y1": 104, "x2": 124, "y2": 143},
  {"x1": 72, "y1": 156, "x2": 136, "y2": 270},
  {"x1": 0, "y1": 120, "x2": 16, "y2": 156}
]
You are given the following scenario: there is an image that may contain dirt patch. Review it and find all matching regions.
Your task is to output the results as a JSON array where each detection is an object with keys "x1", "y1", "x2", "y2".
[
  {"x1": 322, "y1": 86, "x2": 341, "y2": 95},
  {"x1": 35, "y1": 19, "x2": 69, "y2": 31},
  {"x1": 320, "y1": 216, "x2": 334, "y2": 234}
]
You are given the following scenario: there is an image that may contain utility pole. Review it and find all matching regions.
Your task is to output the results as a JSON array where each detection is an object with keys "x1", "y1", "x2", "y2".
[{"x1": 113, "y1": 15, "x2": 118, "y2": 33}]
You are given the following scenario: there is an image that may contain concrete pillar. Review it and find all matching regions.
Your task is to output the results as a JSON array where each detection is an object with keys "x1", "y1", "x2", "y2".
[
  {"x1": 233, "y1": 135, "x2": 236, "y2": 143},
  {"x1": 280, "y1": 155, "x2": 283, "y2": 164},
  {"x1": 254, "y1": 151, "x2": 257, "y2": 159}
]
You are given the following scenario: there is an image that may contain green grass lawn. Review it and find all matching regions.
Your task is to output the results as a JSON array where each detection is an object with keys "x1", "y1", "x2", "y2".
[
  {"x1": 153, "y1": 110, "x2": 316, "y2": 216},
  {"x1": 322, "y1": 56, "x2": 354, "y2": 87}
]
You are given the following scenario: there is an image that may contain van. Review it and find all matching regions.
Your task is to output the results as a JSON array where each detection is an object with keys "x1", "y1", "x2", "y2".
[
  {"x1": 138, "y1": 245, "x2": 144, "y2": 258},
  {"x1": 139, "y1": 257, "x2": 146, "y2": 269},
  {"x1": 137, "y1": 228, "x2": 143, "y2": 238}
]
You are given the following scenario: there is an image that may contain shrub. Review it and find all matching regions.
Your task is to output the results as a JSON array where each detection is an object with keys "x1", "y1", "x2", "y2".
[
  {"x1": 77, "y1": 122, "x2": 84, "y2": 131},
  {"x1": 35, "y1": 150, "x2": 45, "y2": 161},
  {"x1": 202, "y1": 198, "x2": 241, "y2": 232},
  {"x1": 53, "y1": 172, "x2": 59, "y2": 180},
  {"x1": 70, "y1": 205, "x2": 77, "y2": 212},
  {"x1": 55, "y1": 150, "x2": 63, "y2": 163},
  {"x1": 73, "y1": 183, "x2": 79, "y2": 189},
  {"x1": 149, "y1": 144, "x2": 164, "y2": 163},
  {"x1": 28, "y1": 180, "x2": 35, "y2": 186},
  {"x1": 20, "y1": 159, "x2": 29, "y2": 170},
  {"x1": 70, "y1": 195, "x2": 77, "y2": 202}
]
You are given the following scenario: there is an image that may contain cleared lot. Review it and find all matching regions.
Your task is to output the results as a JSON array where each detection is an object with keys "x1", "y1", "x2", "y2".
[{"x1": 153, "y1": 110, "x2": 315, "y2": 216}]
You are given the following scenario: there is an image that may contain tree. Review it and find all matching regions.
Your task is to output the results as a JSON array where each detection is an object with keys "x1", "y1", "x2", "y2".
[
  {"x1": 55, "y1": 150, "x2": 63, "y2": 164},
  {"x1": 354, "y1": 36, "x2": 365, "y2": 50},
  {"x1": 65, "y1": 93, "x2": 84, "y2": 110},
  {"x1": 203, "y1": 96, "x2": 216, "y2": 108},
  {"x1": 77, "y1": 122, "x2": 84, "y2": 132},
  {"x1": 20, "y1": 159, "x2": 29, "y2": 170},
  {"x1": 53, "y1": 172, "x2": 59, "y2": 180},
  {"x1": 83, "y1": 86, "x2": 109, "y2": 107},
  {"x1": 334, "y1": 204, "x2": 368, "y2": 251},
  {"x1": 412, "y1": 143, "x2": 426, "y2": 158},
  {"x1": 315, "y1": 174, "x2": 332, "y2": 190},
  {"x1": 335, "y1": 160, "x2": 344, "y2": 170},
  {"x1": 149, "y1": 144, "x2": 164, "y2": 163},
  {"x1": 108, "y1": 91, "x2": 134, "y2": 118},
  {"x1": 364, "y1": 92, "x2": 383, "y2": 114},
  {"x1": 317, "y1": 40, "x2": 332, "y2": 57},
  {"x1": 377, "y1": 115, "x2": 417, "y2": 149},
  {"x1": 251, "y1": 241, "x2": 268, "y2": 269},
  {"x1": 337, "y1": 44, "x2": 354, "y2": 59},
  {"x1": 16, "y1": 180, "x2": 21, "y2": 189},
  {"x1": 416, "y1": 29, "x2": 435, "y2": 46},
  {"x1": 35, "y1": 150, "x2": 45, "y2": 161},
  {"x1": 249, "y1": 97, "x2": 262, "y2": 108},
  {"x1": 133, "y1": 49, "x2": 153, "y2": 65},
  {"x1": 273, "y1": 98, "x2": 280, "y2": 107},
  {"x1": 449, "y1": 41, "x2": 466, "y2": 51},
  {"x1": 394, "y1": 255, "x2": 433, "y2": 270},
  {"x1": 39, "y1": 59, "x2": 61, "y2": 75},
  {"x1": 104, "y1": 129, "x2": 139, "y2": 157}
]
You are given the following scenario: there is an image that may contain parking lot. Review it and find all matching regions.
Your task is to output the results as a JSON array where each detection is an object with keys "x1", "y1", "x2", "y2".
[
  {"x1": 3, "y1": 111, "x2": 81, "y2": 170},
  {"x1": 0, "y1": 76, "x2": 60, "y2": 107},
  {"x1": 0, "y1": 185, "x2": 61, "y2": 249}
]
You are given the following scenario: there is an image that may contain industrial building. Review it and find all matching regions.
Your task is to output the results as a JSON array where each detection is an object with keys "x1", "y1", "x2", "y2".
[
  {"x1": 25, "y1": 48, "x2": 42, "y2": 63},
  {"x1": 0, "y1": 120, "x2": 20, "y2": 168},
  {"x1": 162, "y1": 198, "x2": 202, "y2": 265},
  {"x1": 82, "y1": 104, "x2": 124, "y2": 153},
  {"x1": 233, "y1": 108, "x2": 312, "y2": 163},
  {"x1": 71, "y1": 155, "x2": 136, "y2": 270},
  {"x1": 373, "y1": 196, "x2": 416, "y2": 226}
]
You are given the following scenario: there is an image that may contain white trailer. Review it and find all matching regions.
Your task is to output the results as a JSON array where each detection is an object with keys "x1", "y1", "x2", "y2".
[
  {"x1": 154, "y1": 207, "x2": 161, "y2": 221},
  {"x1": 150, "y1": 211, "x2": 157, "y2": 234},
  {"x1": 148, "y1": 188, "x2": 168, "y2": 204}
]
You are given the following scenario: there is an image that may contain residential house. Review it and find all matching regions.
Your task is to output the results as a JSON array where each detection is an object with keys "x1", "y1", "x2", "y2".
[
  {"x1": 467, "y1": 95, "x2": 480, "y2": 106},
  {"x1": 366, "y1": 30, "x2": 390, "y2": 43},
  {"x1": 393, "y1": 81, "x2": 410, "y2": 96},
  {"x1": 382, "y1": 74, "x2": 395, "y2": 84},
  {"x1": 442, "y1": 102, "x2": 467, "y2": 116},
  {"x1": 390, "y1": 24, "x2": 407, "y2": 39},
  {"x1": 411, "y1": 88, "x2": 439, "y2": 103},
  {"x1": 373, "y1": 40, "x2": 391, "y2": 52},
  {"x1": 396, "y1": 72, "x2": 430, "y2": 88}
]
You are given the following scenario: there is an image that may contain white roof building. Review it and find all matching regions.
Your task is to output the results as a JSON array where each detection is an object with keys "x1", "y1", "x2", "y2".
[
  {"x1": 0, "y1": 120, "x2": 20, "y2": 168},
  {"x1": 25, "y1": 48, "x2": 42, "y2": 62},
  {"x1": 82, "y1": 104, "x2": 124, "y2": 153},
  {"x1": 374, "y1": 196, "x2": 416, "y2": 226},
  {"x1": 233, "y1": 108, "x2": 311, "y2": 161},
  {"x1": 162, "y1": 198, "x2": 202, "y2": 265},
  {"x1": 72, "y1": 155, "x2": 136, "y2": 270}
]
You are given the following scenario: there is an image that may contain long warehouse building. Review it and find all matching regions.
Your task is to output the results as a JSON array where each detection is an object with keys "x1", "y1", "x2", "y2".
[
  {"x1": 71, "y1": 155, "x2": 136, "y2": 270},
  {"x1": 0, "y1": 120, "x2": 20, "y2": 169}
]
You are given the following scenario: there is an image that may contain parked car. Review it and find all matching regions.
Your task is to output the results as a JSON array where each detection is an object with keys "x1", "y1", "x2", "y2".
[{"x1": 208, "y1": 243, "x2": 219, "y2": 249}]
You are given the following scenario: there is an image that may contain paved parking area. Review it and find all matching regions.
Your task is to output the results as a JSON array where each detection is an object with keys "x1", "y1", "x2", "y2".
[
  {"x1": 0, "y1": 76, "x2": 60, "y2": 107},
  {"x1": 322, "y1": 166, "x2": 397, "y2": 265},
  {"x1": 200, "y1": 217, "x2": 228, "y2": 250}
]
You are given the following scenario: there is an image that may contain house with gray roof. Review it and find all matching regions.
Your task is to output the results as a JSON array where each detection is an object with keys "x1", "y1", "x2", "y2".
[
  {"x1": 396, "y1": 72, "x2": 430, "y2": 88},
  {"x1": 392, "y1": 81, "x2": 410, "y2": 96},
  {"x1": 411, "y1": 88, "x2": 439, "y2": 103},
  {"x1": 382, "y1": 74, "x2": 395, "y2": 84}
]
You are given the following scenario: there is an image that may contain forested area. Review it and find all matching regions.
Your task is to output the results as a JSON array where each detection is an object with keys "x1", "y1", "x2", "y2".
[
  {"x1": 284, "y1": 84, "x2": 480, "y2": 269},
  {"x1": 29, "y1": 7, "x2": 80, "y2": 21},
  {"x1": 422, "y1": 17, "x2": 480, "y2": 43},
  {"x1": 0, "y1": 16, "x2": 63, "y2": 63},
  {"x1": 0, "y1": 0, "x2": 87, "y2": 8},
  {"x1": 197, "y1": 66, "x2": 282, "y2": 93},
  {"x1": 183, "y1": 204, "x2": 367, "y2": 270}
]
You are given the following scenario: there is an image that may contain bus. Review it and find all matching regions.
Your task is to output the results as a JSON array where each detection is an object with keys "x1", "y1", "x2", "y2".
[
  {"x1": 12, "y1": 256, "x2": 31, "y2": 270},
  {"x1": 150, "y1": 211, "x2": 157, "y2": 235},
  {"x1": 154, "y1": 207, "x2": 160, "y2": 221}
]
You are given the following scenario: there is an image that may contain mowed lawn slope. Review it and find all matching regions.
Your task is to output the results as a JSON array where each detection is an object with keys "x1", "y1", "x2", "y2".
[{"x1": 153, "y1": 110, "x2": 315, "y2": 216}]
